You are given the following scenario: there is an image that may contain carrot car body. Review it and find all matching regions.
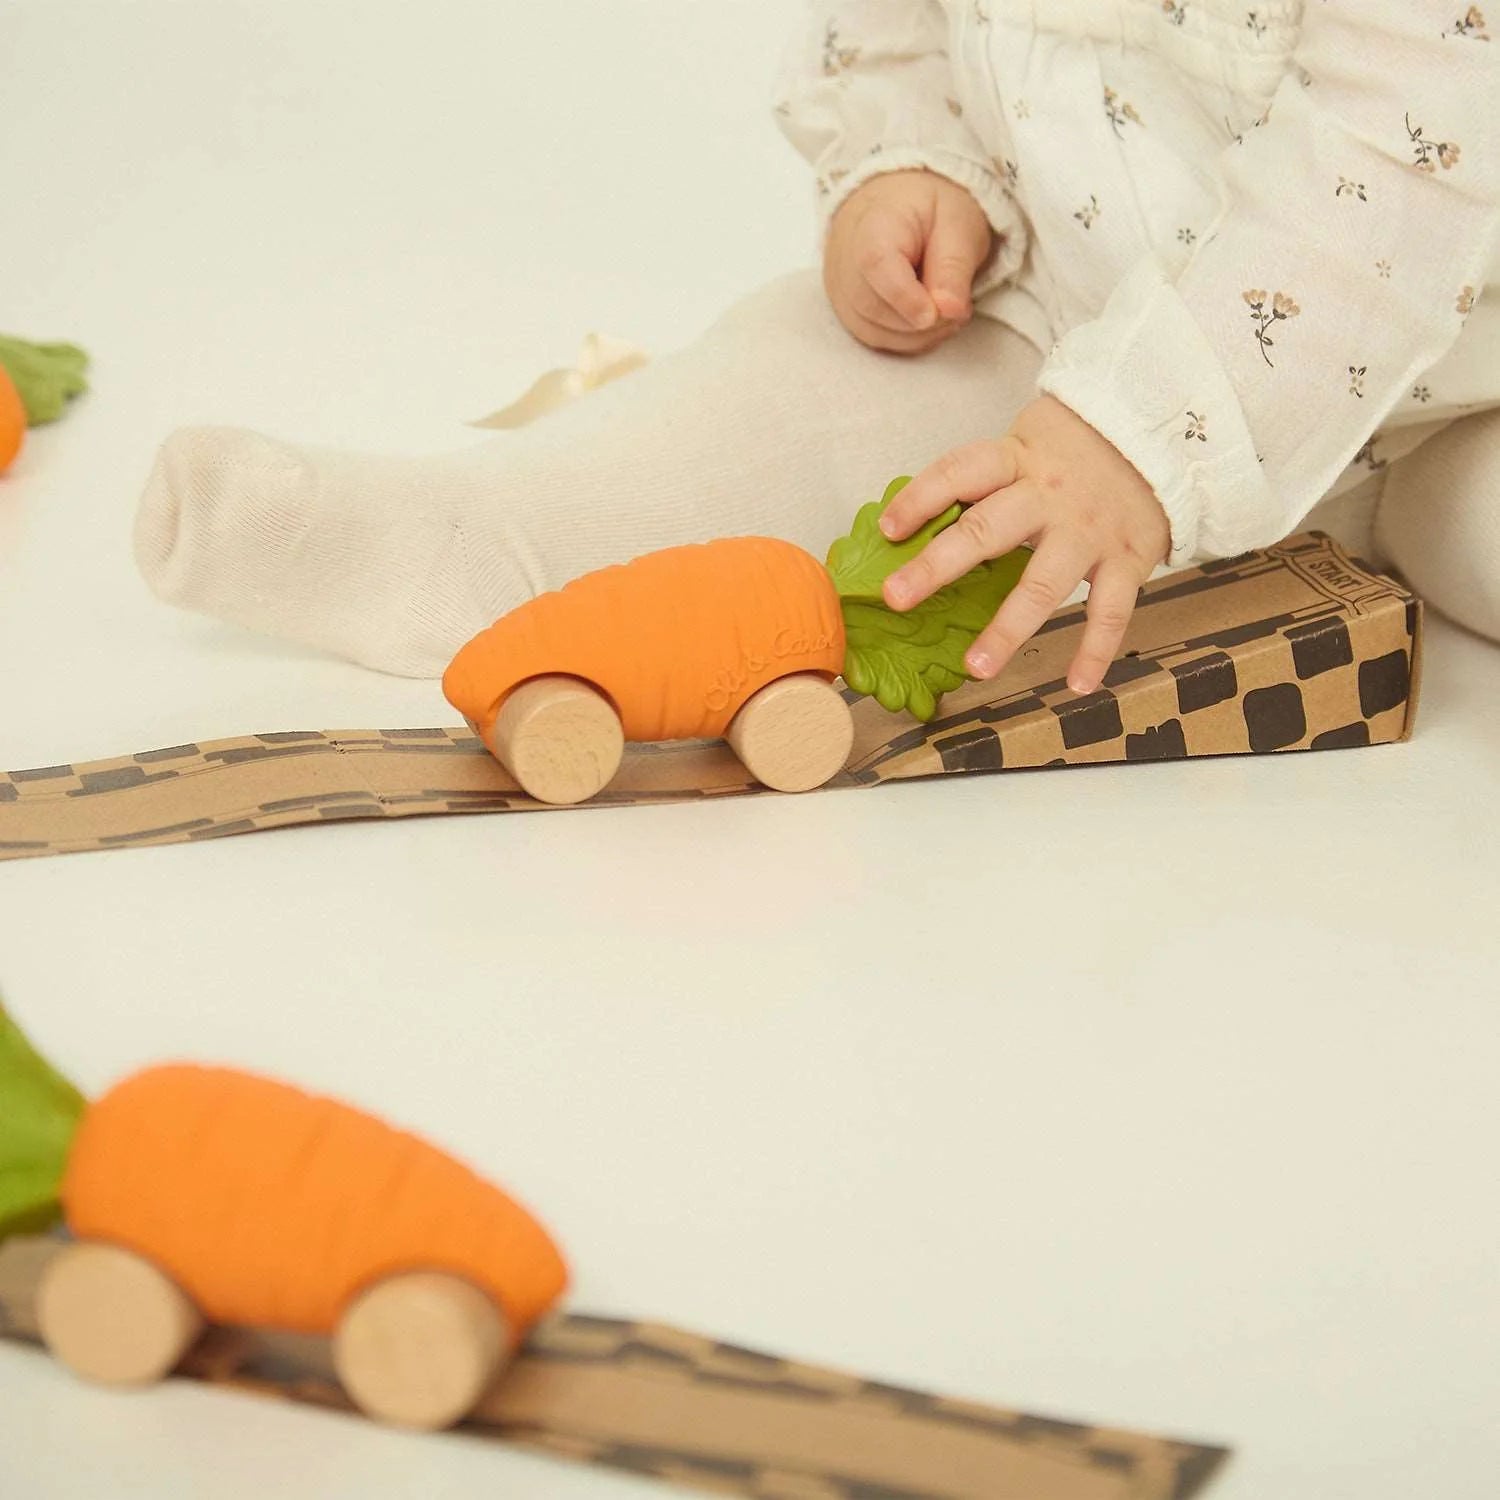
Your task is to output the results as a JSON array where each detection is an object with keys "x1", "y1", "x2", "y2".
[
  {"x1": 1, "y1": 1000, "x2": 567, "y2": 1426},
  {"x1": 443, "y1": 536, "x2": 845, "y2": 744},
  {"x1": 439, "y1": 479, "x2": 1030, "y2": 803},
  {"x1": 64, "y1": 1063, "x2": 566, "y2": 1341}
]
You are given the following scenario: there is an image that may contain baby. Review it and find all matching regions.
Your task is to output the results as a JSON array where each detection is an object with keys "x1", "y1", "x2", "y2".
[{"x1": 134, "y1": 1, "x2": 1499, "y2": 688}]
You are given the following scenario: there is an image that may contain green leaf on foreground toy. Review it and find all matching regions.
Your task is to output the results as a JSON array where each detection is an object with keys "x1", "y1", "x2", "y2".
[
  {"x1": 0, "y1": 1000, "x2": 86, "y2": 1238},
  {"x1": 0, "y1": 336, "x2": 90, "y2": 426},
  {"x1": 827, "y1": 476, "x2": 1032, "y2": 722}
]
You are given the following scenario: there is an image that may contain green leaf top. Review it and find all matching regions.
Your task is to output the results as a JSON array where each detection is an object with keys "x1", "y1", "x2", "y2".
[
  {"x1": 826, "y1": 476, "x2": 1032, "y2": 722},
  {"x1": 0, "y1": 999, "x2": 86, "y2": 1239},
  {"x1": 825, "y1": 476, "x2": 962, "y2": 600},
  {"x1": 0, "y1": 335, "x2": 90, "y2": 426}
]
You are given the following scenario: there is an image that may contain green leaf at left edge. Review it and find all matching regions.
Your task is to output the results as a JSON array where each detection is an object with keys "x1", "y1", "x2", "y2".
[
  {"x1": 0, "y1": 998, "x2": 87, "y2": 1239},
  {"x1": 0, "y1": 335, "x2": 91, "y2": 426},
  {"x1": 825, "y1": 476, "x2": 965, "y2": 600},
  {"x1": 839, "y1": 544, "x2": 1031, "y2": 722}
]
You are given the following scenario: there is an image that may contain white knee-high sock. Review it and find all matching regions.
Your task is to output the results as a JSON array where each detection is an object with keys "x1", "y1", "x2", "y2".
[
  {"x1": 1375, "y1": 407, "x2": 1500, "y2": 644},
  {"x1": 133, "y1": 271, "x2": 1042, "y2": 677}
]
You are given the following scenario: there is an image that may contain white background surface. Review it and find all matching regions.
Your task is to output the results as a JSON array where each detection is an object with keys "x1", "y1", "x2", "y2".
[{"x1": 3, "y1": 4, "x2": 1499, "y2": 1498}]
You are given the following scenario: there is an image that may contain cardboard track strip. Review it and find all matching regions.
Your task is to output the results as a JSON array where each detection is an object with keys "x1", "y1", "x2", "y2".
[{"x1": 0, "y1": 535, "x2": 1420, "y2": 862}]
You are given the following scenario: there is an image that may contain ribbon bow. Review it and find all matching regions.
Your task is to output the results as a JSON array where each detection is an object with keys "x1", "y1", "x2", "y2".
[{"x1": 470, "y1": 333, "x2": 649, "y2": 430}]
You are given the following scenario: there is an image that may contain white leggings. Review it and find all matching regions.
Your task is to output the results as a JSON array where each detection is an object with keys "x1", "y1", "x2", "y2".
[{"x1": 134, "y1": 271, "x2": 1500, "y2": 677}]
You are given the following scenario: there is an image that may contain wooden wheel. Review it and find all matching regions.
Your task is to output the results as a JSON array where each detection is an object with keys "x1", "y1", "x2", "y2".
[
  {"x1": 726, "y1": 673, "x2": 855, "y2": 792},
  {"x1": 333, "y1": 1271, "x2": 510, "y2": 1431},
  {"x1": 37, "y1": 1241, "x2": 203, "y2": 1387},
  {"x1": 487, "y1": 676, "x2": 624, "y2": 805}
]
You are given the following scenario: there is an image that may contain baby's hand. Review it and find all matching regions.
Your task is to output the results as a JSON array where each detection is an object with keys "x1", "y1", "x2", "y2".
[
  {"x1": 823, "y1": 170, "x2": 992, "y2": 354},
  {"x1": 880, "y1": 396, "x2": 1172, "y2": 694}
]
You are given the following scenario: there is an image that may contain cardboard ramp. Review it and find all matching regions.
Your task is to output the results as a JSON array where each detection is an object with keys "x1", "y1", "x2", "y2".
[
  {"x1": 0, "y1": 1235, "x2": 1229, "y2": 1499},
  {"x1": 0, "y1": 535, "x2": 1420, "y2": 862}
]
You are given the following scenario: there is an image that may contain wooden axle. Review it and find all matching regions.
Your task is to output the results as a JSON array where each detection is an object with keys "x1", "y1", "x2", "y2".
[
  {"x1": 334, "y1": 1271, "x2": 510, "y2": 1431},
  {"x1": 725, "y1": 674, "x2": 854, "y2": 793},
  {"x1": 487, "y1": 676, "x2": 624, "y2": 805},
  {"x1": 487, "y1": 672, "x2": 853, "y2": 805},
  {"x1": 37, "y1": 1242, "x2": 507, "y2": 1431},
  {"x1": 37, "y1": 1242, "x2": 202, "y2": 1387}
]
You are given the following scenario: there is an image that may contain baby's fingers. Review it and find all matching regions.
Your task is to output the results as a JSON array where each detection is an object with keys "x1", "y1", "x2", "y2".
[
  {"x1": 884, "y1": 483, "x2": 1039, "y2": 611},
  {"x1": 848, "y1": 283, "x2": 959, "y2": 352},
  {"x1": 1069, "y1": 561, "x2": 1143, "y2": 695},
  {"x1": 964, "y1": 536, "x2": 1093, "y2": 680},
  {"x1": 858, "y1": 239, "x2": 937, "y2": 330},
  {"x1": 880, "y1": 437, "x2": 1023, "y2": 542}
]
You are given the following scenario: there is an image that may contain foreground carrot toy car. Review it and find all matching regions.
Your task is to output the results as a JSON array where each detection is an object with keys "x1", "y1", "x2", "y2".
[
  {"x1": 0, "y1": 1003, "x2": 566, "y2": 1430},
  {"x1": 443, "y1": 478, "x2": 1029, "y2": 803}
]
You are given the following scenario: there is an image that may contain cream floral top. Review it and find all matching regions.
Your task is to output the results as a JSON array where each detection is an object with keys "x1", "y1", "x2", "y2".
[{"x1": 774, "y1": 0, "x2": 1499, "y2": 565}]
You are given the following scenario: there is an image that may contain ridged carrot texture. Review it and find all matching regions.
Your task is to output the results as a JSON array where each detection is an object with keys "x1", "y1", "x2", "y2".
[
  {"x1": 443, "y1": 536, "x2": 845, "y2": 744},
  {"x1": 0, "y1": 1004, "x2": 567, "y2": 1345}
]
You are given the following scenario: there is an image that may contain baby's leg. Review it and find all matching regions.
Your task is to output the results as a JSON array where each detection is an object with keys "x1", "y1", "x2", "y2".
[
  {"x1": 1374, "y1": 408, "x2": 1500, "y2": 643},
  {"x1": 1301, "y1": 473, "x2": 1384, "y2": 562},
  {"x1": 135, "y1": 271, "x2": 1042, "y2": 677}
]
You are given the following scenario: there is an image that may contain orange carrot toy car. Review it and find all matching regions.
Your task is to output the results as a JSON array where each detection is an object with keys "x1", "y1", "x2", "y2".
[
  {"x1": 1, "y1": 1003, "x2": 566, "y2": 1431},
  {"x1": 444, "y1": 478, "x2": 1030, "y2": 804}
]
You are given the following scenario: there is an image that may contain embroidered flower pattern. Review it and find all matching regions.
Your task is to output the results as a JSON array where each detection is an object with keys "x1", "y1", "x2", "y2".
[
  {"x1": 1225, "y1": 109, "x2": 1267, "y2": 146},
  {"x1": 1243, "y1": 289, "x2": 1299, "y2": 367},
  {"x1": 1074, "y1": 194, "x2": 1101, "y2": 228},
  {"x1": 1413, "y1": 384, "x2": 1432, "y2": 402},
  {"x1": 1000, "y1": 157, "x2": 1019, "y2": 188},
  {"x1": 1103, "y1": 87, "x2": 1143, "y2": 137},
  {"x1": 1336, "y1": 176, "x2": 1368, "y2": 201},
  {"x1": 1178, "y1": 227, "x2": 1197, "y2": 245},
  {"x1": 1353, "y1": 437, "x2": 1387, "y2": 472},
  {"x1": 1375, "y1": 259, "x2": 1392, "y2": 278},
  {"x1": 946, "y1": 96, "x2": 963, "y2": 118},
  {"x1": 1246, "y1": 11, "x2": 1268, "y2": 37},
  {"x1": 1184, "y1": 411, "x2": 1207, "y2": 441},
  {"x1": 1444, "y1": 6, "x2": 1489, "y2": 38},
  {"x1": 1407, "y1": 113, "x2": 1461, "y2": 171},
  {"x1": 1014, "y1": 98, "x2": 1032, "y2": 119},
  {"x1": 1163, "y1": 0, "x2": 1187, "y2": 24},
  {"x1": 821, "y1": 22, "x2": 859, "y2": 76},
  {"x1": 1348, "y1": 364, "x2": 1367, "y2": 398},
  {"x1": 1457, "y1": 285, "x2": 1476, "y2": 315}
]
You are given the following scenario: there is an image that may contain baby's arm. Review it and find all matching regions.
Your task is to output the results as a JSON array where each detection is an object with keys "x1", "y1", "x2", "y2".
[
  {"x1": 772, "y1": 1, "x2": 1027, "y2": 351},
  {"x1": 1036, "y1": 1, "x2": 1499, "y2": 568},
  {"x1": 881, "y1": 3, "x2": 1497, "y2": 694}
]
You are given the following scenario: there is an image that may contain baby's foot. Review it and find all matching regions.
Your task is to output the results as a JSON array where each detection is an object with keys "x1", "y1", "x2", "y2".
[{"x1": 134, "y1": 427, "x2": 520, "y2": 676}]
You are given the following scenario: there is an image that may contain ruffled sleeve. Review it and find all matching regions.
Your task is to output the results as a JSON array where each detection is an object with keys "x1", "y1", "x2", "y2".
[
  {"x1": 1034, "y1": 2, "x2": 1499, "y2": 564},
  {"x1": 772, "y1": 1, "x2": 1026, "y2": 297}
]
